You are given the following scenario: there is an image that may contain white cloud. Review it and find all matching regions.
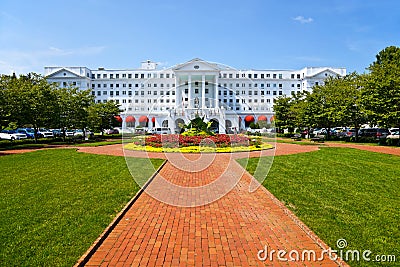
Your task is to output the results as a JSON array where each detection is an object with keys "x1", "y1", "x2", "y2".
[{"x1": 293, "y1": 16, "x2": 314, "y2": 24}]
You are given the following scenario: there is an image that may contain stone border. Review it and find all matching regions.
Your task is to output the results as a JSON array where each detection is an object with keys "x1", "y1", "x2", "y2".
[{"x1": 74, "y1": 159, "x2": 168, "y2": 267}]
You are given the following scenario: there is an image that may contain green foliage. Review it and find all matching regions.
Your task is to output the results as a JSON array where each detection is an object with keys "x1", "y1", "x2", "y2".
[
  {"x1": 362, "y1": 46, "x2": 400, "y2": 129},
  {"x1": 182, "y1": 116, "x2": 214, "y2": 135},
  {"x1": 88, "y1": 101, "x2": 121, "y2": 133}
]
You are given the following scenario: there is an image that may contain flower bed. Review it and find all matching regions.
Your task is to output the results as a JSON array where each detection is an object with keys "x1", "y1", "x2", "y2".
[{"x1": 125, "y1": 134, "x2": 273, "y2": 153}]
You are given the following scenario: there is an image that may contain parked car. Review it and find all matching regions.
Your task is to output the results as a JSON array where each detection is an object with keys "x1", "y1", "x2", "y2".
[
  {"x1": 104, "y1": 128, "x2": 119, "y2": 134},
  {"x1": 387, "y1": 131, "x2": 399, "y2": 139},
  {"x1": 313, "y1": 128, "x2": 327, "y2": 135},
  {"x1": 73, "y1": 129, "x2": 94, "y2": 138},
  {"x1": 358, "y1": 128, "x2": 389, "y2": 139},
  {"x1": 38, "y1": 128, "x2": 54, "y2": 138},
  {"x1": 16, "y1": 128, "x2": 35, "y2": 139},
  {"x1": 150, "y1": 127, "x2": 171, "y2": 135},
  {"x1": 0, "y1": 130, "x2": 27, "y2": 140},
  {"x1": 344, "y1": 128, "x2": 356, "y2": 138},
  {"x1": 50, "y1": 129, "x2": 62, "y2": 137},
  {"x1": 389, "y1": 128, "x2": 399, "y2": 134}
]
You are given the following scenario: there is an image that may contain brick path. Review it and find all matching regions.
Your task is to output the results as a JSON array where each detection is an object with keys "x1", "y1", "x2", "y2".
[{"x1": 77, "y1": 144, "x2": 347, "y2": 267}]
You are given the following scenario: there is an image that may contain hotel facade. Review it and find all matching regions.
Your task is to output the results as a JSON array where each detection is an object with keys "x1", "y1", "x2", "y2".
[{"x1": 45, "y1": 58, "x2": 346, "y2": 133}]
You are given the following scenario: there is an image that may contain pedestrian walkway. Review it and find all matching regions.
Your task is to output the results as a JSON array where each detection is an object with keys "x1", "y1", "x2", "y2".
[{"x1": 76, "y1": 147, "x2": 347, "y2": 266}]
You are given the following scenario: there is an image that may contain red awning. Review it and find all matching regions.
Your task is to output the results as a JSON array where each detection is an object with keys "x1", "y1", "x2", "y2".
[
  {"x1": 139, "y1": 116, "x2": 149, "y2": 123},
  {"x1": 258, "y1": 115, "x2": 267, "y2": 121},
  {"x1": 125, "y1": 116, "x2": 135, "y2": 123},
  {"x1": 244, "y1": 115, "x2": 255, "y2": 123},
  {"x1": 151, "y1": 117, "x2": 156, "y2": 123},
  {"x1": 114, "y1": 115, "x2": 122, "y2": 122}
]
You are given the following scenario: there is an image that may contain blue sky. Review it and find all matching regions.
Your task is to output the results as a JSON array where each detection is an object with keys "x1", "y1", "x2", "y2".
[{"x1": 1, "y1": 0, "x2": 399, "y2": 75}]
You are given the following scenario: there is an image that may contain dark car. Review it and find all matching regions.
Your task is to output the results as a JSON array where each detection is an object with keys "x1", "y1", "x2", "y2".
[{"x1": 358, "y1": 128, "x2": 389, "y2": 139}]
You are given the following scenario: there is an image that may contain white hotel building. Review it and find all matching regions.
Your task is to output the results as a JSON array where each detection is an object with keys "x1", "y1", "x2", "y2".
[{"x1": 45, "y1": 58, "x2": 346, "y2": 133}]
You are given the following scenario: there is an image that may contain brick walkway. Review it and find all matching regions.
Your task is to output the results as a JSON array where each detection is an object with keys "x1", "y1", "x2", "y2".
[{"x1": 77, "y1": 144, "x2": 347, "y2": 267}]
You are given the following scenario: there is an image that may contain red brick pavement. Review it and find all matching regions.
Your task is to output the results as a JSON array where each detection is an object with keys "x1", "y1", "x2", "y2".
[{"x1": 77, "y1": 145, "x2": 348, "y2": 267}]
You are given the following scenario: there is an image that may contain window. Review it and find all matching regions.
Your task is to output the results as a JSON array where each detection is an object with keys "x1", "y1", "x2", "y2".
[
  {"x1": 236, "y1": 83, "x2": 239, "y2": 87},
  {"x1": 266, "y1": 90, "x2": 271, "y2": 95},
  {"x1": 223, "y1": 73, "x2": 227, "y2": 78},
  {"x1": 103, "y1": 74, "x2": 107, "y2": 78},
  {"x1": 110, "y1": 91, "x2": 114, "y2": 96},
  {"x1": 110, "y1": 84, "x2": 113, "y2": 88},
  {"x1": 148, "y1": 90, "x2": 151, "y2": 95},
  {"x1": 261, "y1": 74, "x2": 264, "y2": 79},
  {"x1": 135, "y1": 74, "x2": 139, "y2": 78},
  {"x1": 205, "y1": 88, "x2": 209, "y2": 94},
  {"x1": 103, "y1": 91, "x2": 107, "y2": 95},
  {"x1": 297, "y1": 74, "x2": 300, "y2": 79},
  {"x1": 166, "y1": 74, "x2": 170, "y2": 78},
  {"x1": 254, "y1": 74, "x2": 258, "y2": 79},
  {"x1": 249, "y1": 91, "x2": 252, "y2": 96},
  {"x1": 248, "y1": 74, "x2": 252, "y2": 79},
  {"x1": 266, "y1": 74, "x2": 270, "y2": 78},
  {"x1": 128, "y1": 74, "x2": 132, "y2": 78},
  {"x1": 229, "y1": 90, "x2": 233, "y2": 96},
  {"x1": 279, "y1": 74, "x2": 282, "y2": 79},
  {"x1": 141, "y1": 74, "x2": 144, "y2": 79},
  {"x1": 273, "y1": 74, "x2": 277, "y2": 79},
  {"x1": 236, "y1": 90, "x2": 239, "y2": 95},
  {"x1": 154, "y1": 83, "x2": 157, "y2": 87},
  {"x1": 141, "y1": 91, "x2": 144, "y2": 96},
  {"x1": 110, "y1": 74, "x2": 114, "y2": 79},
  {"x1": 236, "y1": 73, "x2": 239, "y2": 78},
  {"x1": 103, "y1": 84, "x2": 107, "y2": 88},
  {"x1": 291, "y1": 74, "x2": 295, "y2": 79},
  {"x1": 254, "y1": 90, "x2": 258, "y2": 95},
  {"x1": 279, "y1": 91, "x2": 282, "y2": 95},
  {"x1": 279, "y1": 84, "x2": 282, "y2": 88},
  {"x1": 160, "y1": 91, "x2": 164, "y2": 95},
  {"x1": 261, "y1": 91, "x2": 264, "y2": 95},
  {"x1": 273, "y1": 91, "x2": 277, "y2": 95},
  {"x1": 195, "y1": 88, "x2": 199, "y2": 94},
  {"x1": 97, "y1": 91, "x2": 101, "y2": 96},
  {"x1": 135, "y1": 83, "x2": 139, "y2": 88},
  {"x1": 229, "y1": 74, "x2": 232, "y2": 78},
  {"x1": 123, "y1": 83, "x2": 126, "y2": 87},
  {"x1": 123, "y1": 91, "x2": 126, "y2": 95},
  {"x1": 116, "y1": 91, "x2": 120, "y2": 96},
  {"x1": 128, "y1": 91, "x2": 132, "y2": 96},
  {"x1": 223, "y1": 90, "x2": 227, "y2": 96},
  {"x1": 116, "y1": 84, "x2": 119, "y2": 88}
]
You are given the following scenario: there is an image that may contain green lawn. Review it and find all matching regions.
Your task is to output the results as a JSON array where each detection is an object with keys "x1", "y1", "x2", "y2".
[
  {"x1": 238, "y1": 147, "x2": 399, "y2": 267},
  {"x1": 0, "y1": 149, "x2": 163, "y2": 267}
]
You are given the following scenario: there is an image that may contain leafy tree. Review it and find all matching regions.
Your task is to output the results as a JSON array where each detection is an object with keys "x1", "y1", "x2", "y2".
[
  {"x1": 54, "y1": 86, "x2": 94, "y2": 140},
  {"x1": 273, "y1": 96, "x2": 296, "y2": 132},
  {"x1": 87, "y1": 101, "x2": 121, "y2": 134},
  {"x1": 0, "y1": 75, "x2": 13, "y2": 130},
  {"x1": 6, "y1": 73, "x2": 59, "y2": 142},
  {"x1": 362, "y1": 46, "x2": 400, "y2": 130}
]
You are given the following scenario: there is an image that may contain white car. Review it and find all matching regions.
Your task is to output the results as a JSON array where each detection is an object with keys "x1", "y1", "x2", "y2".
[
  {"x1": 387, "y1": 131, "x2": 399, "y2": 139},
  {"x1": 38, "y1": 129, "x2": 54, "y2": 138},
  {"x1": 389, "y1": 128, "x2": 399, "y2": 134},
  {"x1": 0, "y1": 130, "x2": 28, "y2": 141}
]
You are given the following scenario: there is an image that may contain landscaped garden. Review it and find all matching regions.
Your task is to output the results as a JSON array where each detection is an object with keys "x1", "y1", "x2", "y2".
[
  {"x1": 0, "y1": 149, "x2": 163, "y2": 267},
  {"x1": 238, "y1": 147, "x2": 399, "y2": 267},
  {"x1": 124, "y1": 116, "x2": 273, "y2": 153}
]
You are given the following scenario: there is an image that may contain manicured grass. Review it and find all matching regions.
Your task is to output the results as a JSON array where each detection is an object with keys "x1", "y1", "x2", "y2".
[
  {"x1": 238, "y1": 148, "x2": 399, "y2": 267},
  {"x1": 0, "y1": 149, "x2": 163, "y2": 266}
]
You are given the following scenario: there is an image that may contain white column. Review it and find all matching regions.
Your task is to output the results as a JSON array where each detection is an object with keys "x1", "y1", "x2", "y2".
[
  {"x1": 175, "y1": 75, "x2": 181, "y2": 108},
  {"x1": 188, "y1": 75, "x2": 192, "y2": 108},
  {"x1": 215, "y1": 75, "x2": 219, "y2": 108},
  {"x1": 201, "y1": 75, "x2": 206, "y2": 109}
]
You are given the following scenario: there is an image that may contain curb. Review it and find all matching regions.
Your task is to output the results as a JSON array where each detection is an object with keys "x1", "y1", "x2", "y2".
[{"x1": 74, "y1": 159, "x2": 168, "y2": 267}]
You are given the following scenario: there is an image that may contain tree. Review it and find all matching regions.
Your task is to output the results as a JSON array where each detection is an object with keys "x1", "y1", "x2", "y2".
[
  {"x1": 6, "y1": 73, "x2": 59, "y2": 142},
  {"x1": 0, "y1": 75, "x2": 13, "y2": 130},
  {"x1": 54, "y1": 86, "x2": 94, "y2": 140},
  {"x1": 87, "y1": 101, "x2": 121, "y2": 135},
  {"x1": 273, "y1": 96, "x2": 296, "y2": 132},
  {"x1": 362, "y1": 46, "x2": 400, "y2": 130}
]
